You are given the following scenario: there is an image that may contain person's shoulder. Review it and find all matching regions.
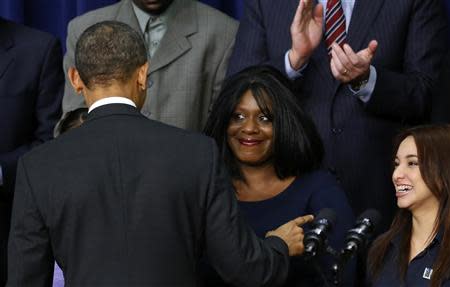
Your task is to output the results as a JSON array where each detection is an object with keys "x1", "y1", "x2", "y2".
[
  {"x1": 145, "y1": 119, "x2": 214, "y2": 147},
  {"x1": 302, "y1": 169, "x2": 340, "y2": 187},
  {"x1": 67, "y1": 1, "x2": 124, "y2": 34},
  {"x1": 20, "y1": 137, "x2": 62, "y2": 168},
  {"x1": 1, "y1": 18, "x2": 56, "y2": 46}
]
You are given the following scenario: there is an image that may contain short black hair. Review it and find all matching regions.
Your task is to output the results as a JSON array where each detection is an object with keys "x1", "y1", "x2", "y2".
[
  {"x1": 75, "y1": 21, "x2": 147, "y2": 88},
  {"x1": 204, "y1": 65, "x2": 324, "y2": 179},
  {"x1": 57, "y1": 107, "x2": 88, "y2": 135}
]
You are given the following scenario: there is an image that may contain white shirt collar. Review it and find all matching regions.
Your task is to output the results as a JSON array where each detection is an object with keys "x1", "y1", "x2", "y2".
[{"x1": 88, "y1": 97, "x2": 137, "y2": 113}]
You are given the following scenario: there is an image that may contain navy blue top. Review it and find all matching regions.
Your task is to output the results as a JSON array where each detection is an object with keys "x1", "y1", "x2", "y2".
[
  {"x1": 371, "y1": 231, "x2": 450, "y2": 287},
  {"x1": 237, "y1": 170, "x2": 355, "y2": 286}
]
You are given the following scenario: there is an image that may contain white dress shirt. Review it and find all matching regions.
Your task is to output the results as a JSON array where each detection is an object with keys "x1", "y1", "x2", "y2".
[{"x1": 88, "y1": 97, "x2": 137, "y2": 113}]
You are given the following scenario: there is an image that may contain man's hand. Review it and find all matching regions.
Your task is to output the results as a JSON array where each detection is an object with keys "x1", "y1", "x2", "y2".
[
  {"x1": 266, "y1": 214, "x2": 314, "y2": 256},
  {"x1": 289, "y1": 0, "x2": 324, "y2": 70},
  {"x1": 330, "y1": 40, "x2": 378, "y2": 84}
]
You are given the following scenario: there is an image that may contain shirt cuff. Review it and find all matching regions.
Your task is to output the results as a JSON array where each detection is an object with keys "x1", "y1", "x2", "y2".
[
  {"x1": 349, "y1": 65, "x2": 377, "y2": 103},
  {"x1": 284, "y1": 50, "x2": 308, "y2": 80}
]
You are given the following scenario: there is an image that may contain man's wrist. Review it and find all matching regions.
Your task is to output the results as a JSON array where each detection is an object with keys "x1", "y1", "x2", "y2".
[
  {"x1": 288, "y1": 49, "x2": 308, "y2": 71},
  {"x1": 350, "y1": 69, "x2": 370, "y2": 91}
]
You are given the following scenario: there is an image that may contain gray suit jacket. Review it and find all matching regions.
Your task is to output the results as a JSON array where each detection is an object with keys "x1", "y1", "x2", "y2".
[{"x1": 62, "y1": 0, "x2": 238, "y2": 131}]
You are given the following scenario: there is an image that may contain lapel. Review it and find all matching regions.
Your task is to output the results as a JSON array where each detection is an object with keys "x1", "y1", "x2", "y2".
[
  {"x1": 306, "y1": 0, "x2": 337, "y2": 87},
  {"x1": 0, "y1": 19, "x2": 14, "y2": 80},
  {"x1": 115, "y1": 0, "x2": 142, "y2": 35},
  {"x1": 148, "y1": 0, "x2": 197, "y2": 74},
  {"x1": 346, "y1": 0, "x2": 385, "y2": 51}
]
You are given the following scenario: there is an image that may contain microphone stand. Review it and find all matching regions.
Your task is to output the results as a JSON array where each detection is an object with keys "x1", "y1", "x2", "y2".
[
  {"x1": 331, "y1": 240, "x2": 363, "y2": 286},
  {"x1": 326, "y1": 246, "x2": 344, "y2": 287}
]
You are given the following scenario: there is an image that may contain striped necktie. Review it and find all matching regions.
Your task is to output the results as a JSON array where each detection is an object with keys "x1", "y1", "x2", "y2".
[{"x1": 325, "y1": 0, "x2": 347, "y2": 55}]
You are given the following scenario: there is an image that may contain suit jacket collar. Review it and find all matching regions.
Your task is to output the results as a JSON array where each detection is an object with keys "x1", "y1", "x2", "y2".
[
  {"x1": 86, "y1": 103, "x2": 143, "y2": 123},
  {"x1": 115, "y1": 0, "x2": 142, "y2": 32},
  {"x1": 148, "y1": 0, "x2": 197, "y2": 73},
  {"x1": 347, "y1": 0, "x2": 385, "y2": 51},
  {"x1": 0, "y1": 19, "x2": 14, "y2": 80},
  {"x1": 114, "y1": 0, "x2": 197, "y2": 74}
]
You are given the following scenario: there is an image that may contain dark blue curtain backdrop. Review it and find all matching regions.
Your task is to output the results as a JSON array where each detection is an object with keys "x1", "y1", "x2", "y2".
[
  {"x1": 0, "y1": 0, "x2": 243, "y2": 50},
  {"x1": 0, "y1": 0, "x2": 449, "y2": 49}
]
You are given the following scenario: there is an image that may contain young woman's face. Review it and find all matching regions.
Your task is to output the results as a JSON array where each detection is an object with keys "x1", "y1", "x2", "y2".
[
  {"x1": 227, "y1": 90, "x2": 273, "y2": 167},
  {"x1": 392, "y1": 136, "x2": 438, "y2": 213}
]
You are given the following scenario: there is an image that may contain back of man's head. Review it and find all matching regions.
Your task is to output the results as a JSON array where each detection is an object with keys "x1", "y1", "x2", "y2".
[{"x1": 75, "y1": 21, "x2": 147, "y2": 89}]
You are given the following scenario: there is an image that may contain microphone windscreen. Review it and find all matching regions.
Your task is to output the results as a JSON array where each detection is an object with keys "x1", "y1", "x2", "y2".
[
  {"x1": 315, "y1": 208, "x2": 337, "y2": 227},
  {"x1": 357, "y1": 209, "x2": 381, "y2": 230}
]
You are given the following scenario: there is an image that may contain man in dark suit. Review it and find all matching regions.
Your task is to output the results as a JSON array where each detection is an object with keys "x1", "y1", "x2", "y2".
[
  {"x1": 432, "y1": 51, "x2": 450, "y2": 123},
  {"x1": 7, "y1": 21, "x2": 312, "y2": 287},
  {"x1": 227, "y1": 0, "x2": 448, "y2": 230},
  {"x1": 0, "y1": 18, "x2": 64, "y2": 285}
]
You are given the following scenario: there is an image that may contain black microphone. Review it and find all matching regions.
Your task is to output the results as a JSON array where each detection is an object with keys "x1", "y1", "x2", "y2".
[
  {"x1": 341, "y1": 209, "x2": 381, "y2": 261},
  {"x1": 303, "y1": 208, "x2": 336, "y2": 259}
]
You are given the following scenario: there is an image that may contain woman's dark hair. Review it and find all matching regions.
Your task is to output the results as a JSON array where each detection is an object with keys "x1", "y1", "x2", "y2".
[
  {"x1": 203, "y1": 65, "x2": 324, "y2": 180},
  {"x1": 57, "y1": 107, "x2": 88, "y2": 135},
  {"x1": 368, "y1": 124, "x2": 450, "y2": 287}
]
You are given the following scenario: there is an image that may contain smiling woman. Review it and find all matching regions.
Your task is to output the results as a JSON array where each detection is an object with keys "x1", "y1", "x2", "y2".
[
  {"x1": 203, "y1": 65, "x2": 355, "y2": 286},
  {"x1": 226, "y1": 90, "x2": 274, "y2": 169},
  {"x1": 368, "y1": 124, "x2": 450, "y2": 287}
]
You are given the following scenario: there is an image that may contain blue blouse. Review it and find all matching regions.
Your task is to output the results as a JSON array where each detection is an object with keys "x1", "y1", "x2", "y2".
[
  {"x1": 371, "y1": 231, "x2": 450, "y2": 287},
  {"x1": 237, "y1": 170, "x2": 355, "y2": 286}
]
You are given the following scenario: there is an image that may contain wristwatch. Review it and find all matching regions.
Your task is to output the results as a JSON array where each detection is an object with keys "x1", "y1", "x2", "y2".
[
  {"x1": 350, "y1": 78, "x2": 369, "y2": 91},
  {"x1": 350, "y1": 68, "x2": 371, "y2": 92}
]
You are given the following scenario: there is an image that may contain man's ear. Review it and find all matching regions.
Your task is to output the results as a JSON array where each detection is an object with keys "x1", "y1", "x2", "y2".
[
  {"x1": 68, "y1": 67, "x2": 85, "y2": 96},
  {"x1": 137, "y1": 62, "x2": 149, "y2": 91}
]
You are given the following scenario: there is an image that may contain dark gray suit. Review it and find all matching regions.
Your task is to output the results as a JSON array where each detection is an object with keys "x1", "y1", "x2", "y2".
[
  {"x1": 227, "y1": 0, "x2": 448, "y2": 230},
  {"x1": 7, "y1": 104, "x2": 289, "y2": 287}
]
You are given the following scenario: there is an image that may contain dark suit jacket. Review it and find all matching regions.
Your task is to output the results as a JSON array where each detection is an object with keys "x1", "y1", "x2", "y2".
[
  {"x1": 7, "y1": 104, "x2": 289, "y2": 287},
  {"x1": 227, "y1": 0, "x2": 448, "y2": 230},
  {"x1": 0, "y1": 18, "x2": 63, "y2": 285},
  {"x1": 431, "y1": 50, "x2": 450, "y2": 123}
]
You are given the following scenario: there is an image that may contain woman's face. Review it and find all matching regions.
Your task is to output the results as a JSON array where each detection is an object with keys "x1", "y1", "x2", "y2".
[
  {"x1": 227, "y1": 90, "x2": 273, "y2": 167},
  {"x1": 392, "y1": 136, "x2": 438, "y2": 213}
]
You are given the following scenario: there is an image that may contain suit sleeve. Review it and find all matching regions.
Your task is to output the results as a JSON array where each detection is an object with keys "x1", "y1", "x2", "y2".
[
  {"x1": 431, "y1": 51, "x2": 450, "y2": 124},
  {"x1": 226, "y1": 0, "x2": 286, "y2": 77},
  {"x1": 365, "y1": 0, "x2": 448, "y2": 122},
  {"x1": 7, "y1": 159, "x2": 54, "y2": 287},
  {"x1": 0, "y1": 36, "x2": 63, "y2": 196},
  {"x1": 61, "y1": 20, "x2": 87, "y2": 120},
  {"x1": 203, "y1": 140, "x2": 289, "y2": 287}
]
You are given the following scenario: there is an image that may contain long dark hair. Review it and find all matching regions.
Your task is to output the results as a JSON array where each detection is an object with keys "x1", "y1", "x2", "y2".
[
  {"x1": 204, "y1": 65, "x2": 323, "y2": 180},
  {"x1": 368, "y1": 124, "x2": 450, "y2": 287}
]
